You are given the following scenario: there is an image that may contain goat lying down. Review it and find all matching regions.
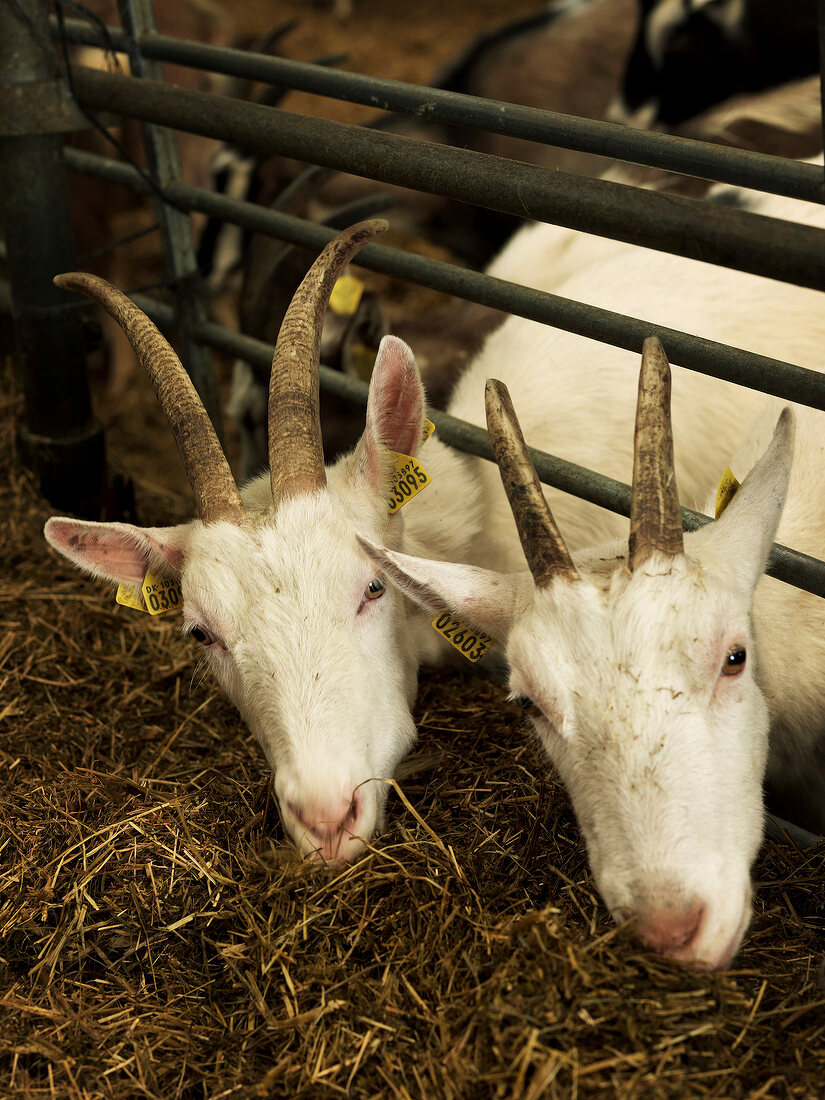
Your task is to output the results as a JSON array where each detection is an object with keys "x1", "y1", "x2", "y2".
[{"x1": 44, "y1": 192, "x2": 824, "y2": 874}]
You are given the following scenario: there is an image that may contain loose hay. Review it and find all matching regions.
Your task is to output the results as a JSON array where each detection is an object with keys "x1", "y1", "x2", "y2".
[{"x1": 3, "y1": 271, "x2": 825, "y2": 1098}]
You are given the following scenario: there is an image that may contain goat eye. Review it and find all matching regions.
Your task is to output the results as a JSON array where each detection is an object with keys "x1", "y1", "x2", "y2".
[
  {"x1": 189, "y1": 626, "x2": 214, "y2": 646},
  {"x1": 364, "y1": 578, "x2": 385, "y2": 601},
  {"x1": 721, "y1": 647, "x2": 747, "y2": 676},
  {"x1": 516, "y1": 695, "x2": 542, "y2": 719}
]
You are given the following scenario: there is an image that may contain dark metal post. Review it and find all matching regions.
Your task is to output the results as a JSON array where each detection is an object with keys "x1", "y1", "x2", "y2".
[
  {"x1": 0, "y1": 0, "x2": 107, "y2": 516},
  {"x1": 819, "y1": 0, "x2": 825, "y2": 176},
  {"x1": 116, "y1": 0, "x2": 221, "y2": 434}
]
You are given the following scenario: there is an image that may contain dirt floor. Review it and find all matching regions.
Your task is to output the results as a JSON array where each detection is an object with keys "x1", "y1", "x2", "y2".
[{"x1": 3, "y1": 1, "x2": 825, "y2": 1097}]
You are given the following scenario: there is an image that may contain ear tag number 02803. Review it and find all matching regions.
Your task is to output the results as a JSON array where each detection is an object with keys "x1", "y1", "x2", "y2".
[
  {"x1": 432, "y1": 611, "x2": 495, "y2": 663},
  {"x1": 116, "y1": 570, "x2": 182, "y2": 616},
  {"x1": 387, "y1": 420, "x2": 435, "y2": 515}
]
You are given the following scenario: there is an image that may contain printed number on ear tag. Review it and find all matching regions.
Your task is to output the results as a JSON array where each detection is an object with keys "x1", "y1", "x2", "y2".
[
  {"x1": 432, "y1": 611, "x2": 495, "y2": 663},
  {"x1": 116, "y1": 570, "x2": 182, "y2": 616},
  {"x1": 388, "y1": 453, "x2": 430, "y2": 514},
  {"x1": 715, "y1": 467, "x2": 741, "y2": 519}
]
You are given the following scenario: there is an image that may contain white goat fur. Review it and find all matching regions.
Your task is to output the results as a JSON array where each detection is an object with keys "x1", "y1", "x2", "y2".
[{"x1": 46, "y1": 180, "x2": 825, "y2": 870}]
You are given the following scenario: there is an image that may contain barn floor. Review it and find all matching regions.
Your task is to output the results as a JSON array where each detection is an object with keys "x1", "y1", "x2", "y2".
[{"x1": 3, "y1": 0, "x2": 825, "y2": 1096}]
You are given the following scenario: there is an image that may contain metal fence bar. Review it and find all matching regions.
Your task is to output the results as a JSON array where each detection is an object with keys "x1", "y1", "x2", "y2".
[
  {"x1": 128, "y1": 289, "x2": 825, "y2": 600},
  {"x1": 65, "y1": 147, "x2": 825, "y2": 413},
  {"x1": 766, "y1": 814, "x2": 824, "y2": 849},
  {"x1": 114, "y1": 0, "x2": 221, "y2": 434},
  {"x1": 54, "y1": 16, "x2": 825, "y2": 204},
  {"x1": 0, "y1": 0, "x2": 106, "y2": 517},
  {"x1": 69, "y1": 66, "x2": 825, "y2": 295}
]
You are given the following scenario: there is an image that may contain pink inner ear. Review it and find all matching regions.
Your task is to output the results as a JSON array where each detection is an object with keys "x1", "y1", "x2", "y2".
[
  {"x1": 369, "y1": 337, "x2": 424, "y2": 458},
  {"x1": 45, "y1": 519, "x2": 152, "y2": 585}
]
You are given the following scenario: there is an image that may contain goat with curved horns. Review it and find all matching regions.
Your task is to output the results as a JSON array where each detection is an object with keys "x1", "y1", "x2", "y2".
[
  {"x1": 44, "y1": 201, "x2": 823, "y2": 866},
  {"x1": 358, "y1": 338, "x2": 807, "y2": 969}
]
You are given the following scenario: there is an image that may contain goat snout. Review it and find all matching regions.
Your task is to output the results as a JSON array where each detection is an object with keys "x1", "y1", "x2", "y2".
[
  {"x1": 632, "y1": 900, "x2": 705, "y2": 958},
  {"x1": 287, "y1": 792, "x2": 361, "y2": 861}
]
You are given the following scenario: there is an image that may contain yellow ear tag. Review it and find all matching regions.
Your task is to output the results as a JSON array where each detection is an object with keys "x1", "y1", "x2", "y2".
[
  {"x1": 421, "y1": 418, "x2": 435, "y2": 444},
  {"x1": 115, "y1": 570, "x2": 182, "y2": 615},
  {"x1": 388, "y1": 452, "x2": 430, "y2": 514},
  {"x1": 715, "y1": 467, "x2": 741, "y2": 519},
  {"x1": 116, "y1": 582, "x2": 148, "y2": 612},
  {"x1": 432, "y1": 611, "x2": 495, "y2": 663},
  {"x1": 329, "y1": 274, "x2": 364, "y2": 316}
]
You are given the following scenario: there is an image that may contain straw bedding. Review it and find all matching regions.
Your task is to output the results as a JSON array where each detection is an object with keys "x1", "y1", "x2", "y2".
[
  {"x1": 2, "y1": 338, "x2": 825, "y2": 1099},
  {"x1": 3, "y1": 1, "x2": 825, "y2": 1082}
]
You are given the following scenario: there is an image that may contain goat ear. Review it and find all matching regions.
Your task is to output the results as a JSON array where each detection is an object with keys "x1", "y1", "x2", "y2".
[
  {"x1": 357, "y1": 536, "x2": 532, "y2": 640},
  {"x1": 354, "y1": 336, "x2": 425, "y2": 493},
  {"x1": 44, "y1": 518, "x2": 191, "y2": 586},
  {"x1": 692, "y1": 408, "x2": 795, "y2": 597}
]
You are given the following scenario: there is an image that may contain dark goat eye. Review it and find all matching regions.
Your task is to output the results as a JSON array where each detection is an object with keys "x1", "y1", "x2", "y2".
[
  {"x1": 190, "y1": 626, "x2": 214, "y2": 646},
  {"x1": 721, "y1": 647, "x2": 747, "y2": 676},
  {"x1": 364, "y1": 578, "x2": 385, "y2": 601},
  {"x1": 516, "y1": 695, "x2": 542, "y2": 718}
]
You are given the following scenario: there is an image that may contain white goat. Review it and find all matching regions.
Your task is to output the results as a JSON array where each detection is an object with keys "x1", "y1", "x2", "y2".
[
  {"x1": 43, "y1": 183, "x2": 825, "y2": 865},
  {"x1": 359, "y1": 336, "x2": 823, "y2": 970}
]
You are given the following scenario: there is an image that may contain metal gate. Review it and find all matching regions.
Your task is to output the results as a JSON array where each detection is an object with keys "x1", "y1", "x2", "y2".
[{"x1": 2, "y1": 4, "x2": 825, "y2": 698}]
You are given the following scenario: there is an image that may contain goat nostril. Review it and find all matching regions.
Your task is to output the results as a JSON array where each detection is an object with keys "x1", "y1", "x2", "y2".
[
  {"x1": 634, "y1": 901, "x2": 705, "y2": 956},
  {"x1": 286, "y1": 793, "x2": 360, "y2": 840}
]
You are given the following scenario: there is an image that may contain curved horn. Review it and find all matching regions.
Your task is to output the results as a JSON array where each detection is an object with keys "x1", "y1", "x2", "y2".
[
  {"x1": 485, "y1": 379, "x2": 578, "y2": 587},
  {"x1": 628, "y1": 337, "x2": 684, "y2": 570},
  {"x1": 54, "y1": 273, "x2": 244, "y2": 525},
  {"x1": 268, "y1": 219, "x2": 388, "y2": 505}
]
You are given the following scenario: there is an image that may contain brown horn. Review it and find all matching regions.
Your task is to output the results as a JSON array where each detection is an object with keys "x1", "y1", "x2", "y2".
[
  {"x1": 628, "y1": 337, "x2": 684, "y2": 570},
  {"x1": 268, "y1": 218, "x2": 388, "y2": 505},
  {"x1": 54, "y1": 273, "x2": 244, "y2": 525},
  {"x1": 485, "y1": 379, "x2": 578, "y2": 587}
]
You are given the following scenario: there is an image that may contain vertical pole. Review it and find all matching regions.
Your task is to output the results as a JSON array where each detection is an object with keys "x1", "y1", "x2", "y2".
[
  {"x1": 819, "y1": 0, "x2": 825, "y2": 183},
  {"x1": 0, "y1": 0, "x2": 107, "y2": 517},
  {"x1": 116, "y1": 0, "x2": 222, "y2": 435}
]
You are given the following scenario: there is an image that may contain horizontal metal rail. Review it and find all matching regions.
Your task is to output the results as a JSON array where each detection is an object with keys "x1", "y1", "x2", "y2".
[
  {"x1": 70, "y1": 67, "x2": 825, "y2": 294},
  {"x1": 125, "y1": 290, "x2": 825, "y2": 600},
  {"x1": 55, "y1": 16, "x2": 825, "y2": 204},
  {"x1": 766, "y1": 814, "x2": 824, "y2": 849},
  {"x1": 65, "y1": 147, "x2": 825, "y2": 412}
]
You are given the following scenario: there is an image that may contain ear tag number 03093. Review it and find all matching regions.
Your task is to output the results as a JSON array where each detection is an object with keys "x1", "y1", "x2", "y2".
[
  {"x1": 116, "y1": 570, "x2": 182, "y2": 616},
  {"x1": 387, "y1": 420, "x2": 435, "y2": 515},
  {"x1": 432, "y1": 611, "x2": 495, "y2": 663},
  {"x1": 715, "y1": 466, "x2": 740, "y2": 519}
]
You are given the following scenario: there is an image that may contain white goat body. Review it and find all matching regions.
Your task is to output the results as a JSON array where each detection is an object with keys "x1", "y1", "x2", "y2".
[
  {"x1": 443, "y1": 182, "x2": 825, "y2": 557},
  {"x1": 45, "y1": 181, "x2": 825, "y2": 867}
]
